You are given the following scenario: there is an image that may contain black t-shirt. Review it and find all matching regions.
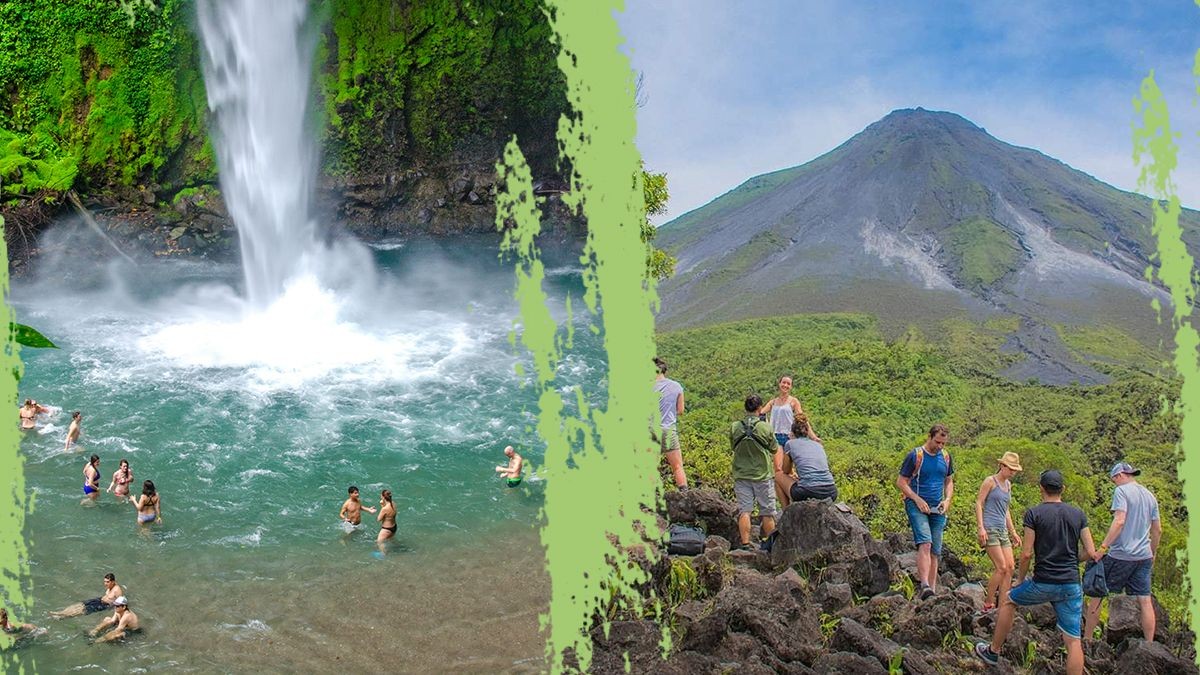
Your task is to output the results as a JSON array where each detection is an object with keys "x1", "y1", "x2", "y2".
[{"x1": 1023, "y1": 501, "x2": 1089, "y2": 584}]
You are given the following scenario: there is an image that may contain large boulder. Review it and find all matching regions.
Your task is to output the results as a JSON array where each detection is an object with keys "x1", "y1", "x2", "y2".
[
  {"x1": 665, "y1": 489, "x2": 740, "y2": 543},
  {"x1": 1107, "y1": 594, "x2": 1170, "y2": 645},
  {"x1": 893, "y1": 592, "x2": 975, "y2": 648},
  {"x1": 587, "y1": 620, "x2": 667, "y2": 674},
  {"x1": 811, "y1": 652, "x2": 888, "y2": 674},
  {"x1": 830, "y1": 618, "x2": 939, "y2": 675},
  {"x1": 771, "y1": 501, "x2": 898, "y2": 597},
  {"x1": 1114, "y1": 638, "x2": 1200, "y2": 675}
]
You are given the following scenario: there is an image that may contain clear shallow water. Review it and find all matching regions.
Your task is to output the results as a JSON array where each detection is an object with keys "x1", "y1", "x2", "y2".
[{"x1": 8, "y1": 237, "x2": 600, "y2": 672}]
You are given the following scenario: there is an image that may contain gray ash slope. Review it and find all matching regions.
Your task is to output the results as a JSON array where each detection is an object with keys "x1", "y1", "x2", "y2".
[{"x1": 656, "y1": 108, "x2": 1198, "y2": 384}]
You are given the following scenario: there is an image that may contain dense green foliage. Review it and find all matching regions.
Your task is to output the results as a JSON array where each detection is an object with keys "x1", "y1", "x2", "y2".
[
  {"x1": 317, "y1": 0, "x2": 566, "y2": 175},
  {"x1": 642, "y1": 167, "x2": 675, "y2": 280},
  {"x1": 942, "y1": 216, "x2": 1022, "y2": 290},
  {"x1": 656, "y1": 314, "x2": 1188, "y2": 619},
  {"x1": 0, "y1": 0, "x2": 211, "y2": 202}
]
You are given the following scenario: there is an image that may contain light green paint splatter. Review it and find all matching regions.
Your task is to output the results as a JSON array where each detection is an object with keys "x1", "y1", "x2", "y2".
[
  {"x1": 0, "y1": 216, "x2": 33, "y2": 672},
  {"x1": 496, "y1": 1, "x2": 663, "y2": 671},
  {"x1": 1133, "y1": 73, "x2": 1199, "y2": 641}
]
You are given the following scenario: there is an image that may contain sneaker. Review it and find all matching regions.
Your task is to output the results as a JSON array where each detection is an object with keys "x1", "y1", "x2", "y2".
[
  {"x1": 974, "y1": 642, "x2": 999, "y2": 665},
  {"x1": 918, "y1": 585, "x2": 935, "y2": 601},
  {"x1": 736, "y1": 543, "x2": 754, "y2": 552}
]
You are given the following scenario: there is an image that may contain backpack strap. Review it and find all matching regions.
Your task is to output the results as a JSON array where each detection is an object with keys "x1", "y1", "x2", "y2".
[{"x1": 734, "y1": 418, "x2": 769, "y2": 451}]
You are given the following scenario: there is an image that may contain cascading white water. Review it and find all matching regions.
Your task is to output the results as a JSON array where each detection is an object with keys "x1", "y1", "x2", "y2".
[{"x1": 196, "y1": 0, "x2": 319, "y2": 308}]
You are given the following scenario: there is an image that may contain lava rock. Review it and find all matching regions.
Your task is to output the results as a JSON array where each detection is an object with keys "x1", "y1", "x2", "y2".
[
  {"x1": 1114, "y1": 638, "x2": 1200, "y2": 674},
  {"x1": 664, "y1": 488, "x2": 740, "y2": 544},
  {"x1": 1106, "y1": 594, "x2": 1170, "y2": 645},
  {"x1": 815, "y1": 582, "x2": 853, "y2": 613},
  {"x1": 812, "y1": 652, "x2": 887, "y2": 674}
]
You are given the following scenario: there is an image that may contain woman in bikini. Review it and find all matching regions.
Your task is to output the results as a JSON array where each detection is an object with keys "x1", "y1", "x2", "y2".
[
  {"x1": 107, "y1": 459, "x2": 134, "y2": 503},
  {"x1": 974, "y1": 452, "x2": 1023, "y2": 613},
  {"x1": 757, "y1": 376, "x2": 821, "y2": 446},
  {"x1": 65, "y1": 411, "x2": 82, "y2": 452},
  {"x1": 18, "y1": 400, "x2": 44, "y2": 430},
  {"x1": 376, "y1": 489, "x2": 397, "y2": 545},
  {"x1": 81, "y1": 455, "x2": 101, "y2": 504},
  {"x1": 130, "y1": 479, "x2": 161, "y2": 525}
]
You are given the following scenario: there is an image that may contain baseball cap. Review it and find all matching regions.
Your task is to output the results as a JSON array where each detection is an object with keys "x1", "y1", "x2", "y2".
[
  {"x1": 113, "y1": 596, "x2": 128, "y2": 607},
  {"x1": 1039, "y1": 470, "x2": 1064, "y2": 490},
  {"x1": 1109, "y1": 462, "x2": 1141, "y2": 478}
]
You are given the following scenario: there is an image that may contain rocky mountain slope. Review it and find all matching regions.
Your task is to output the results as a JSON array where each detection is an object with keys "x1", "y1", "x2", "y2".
[{"x1": 655, "y1": 109, "x2": 1199, "y2": 384}]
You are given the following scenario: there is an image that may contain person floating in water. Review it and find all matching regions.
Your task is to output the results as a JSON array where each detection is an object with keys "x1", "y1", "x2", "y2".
[
  {"x1": 1, "y1": 607, "x2": 38, "y2": 642},
  {"x1": 107, "y1": 459, "x2": 134, "y2": 504},
  {"x1": 89, "y1": 596, "x2": 139, "y2": 643},
  {"x1": 339, "y1": 486, "x2": 377, "y2": 526},
  {"x1": 49, "y1": 573, "x2": 123, "y2": 618},
  {"x1": 18, "y1": 399, "x2": 47, "y2": 430},
  {"x1": 82, "y1": 455, "x2": 101, "y2": 505},
  {"x1": 65, "y1": 411, "x2": 83, "y2": 452},
  {"x1": 130, "y1": 480, "x2": 161, "y2": 525},
  {"x1": 495, "y1": 446, "x2": 524, "y2": 488},
  {"x1": 376, "y1": 489, "x2": 397, "y2": 547}
]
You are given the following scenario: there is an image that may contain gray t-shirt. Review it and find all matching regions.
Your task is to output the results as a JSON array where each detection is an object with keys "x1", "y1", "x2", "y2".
[
  {"x1": 783, "y1": 437, "x2": 834, "y2": 488},
  {"x1": 655, "y1": 377, "x2": 683, "y2": 429},
  {"x1": 1109, "y1": 482, "x2": 1160, "y2": 561}
]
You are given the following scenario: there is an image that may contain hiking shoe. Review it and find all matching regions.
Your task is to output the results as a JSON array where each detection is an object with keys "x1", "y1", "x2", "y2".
[
  {"x1": 736, "y1": 543, "x2": 754, "y2": 551},
  {"x1": 974, "y1": 642, "x2": 999, "y2": 665},
  {"x1": 918, "y1": 585, "x2": 935, "y2": 601}
]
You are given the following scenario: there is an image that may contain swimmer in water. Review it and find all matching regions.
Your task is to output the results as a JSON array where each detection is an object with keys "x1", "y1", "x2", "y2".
[
  {"x1": 18, "y1": 399, "x2": 46, "y2": 430},
  {"x1": 1, "y1": 607, "x2": 37, "y2": 637},
  {"x1": 107, "y1": 459, "x2": 134, "y2": 503},
  {"x1": 495, "y1": 445, "x2": 524, "y2": 487},
  {"x1": 81, "y1": 455, "x2": 101, "y2": 505},
  {"x1": 377, "y1": 489, "x2": 397, "y2": 546},
  {"x1": 130, "y1": 479, "x2": 161, "y2": 525},
  {"x1": 339, "y1": 485, "x2": 377, "y2": 527},
  {"x1": 65, "y1": 411, "x2": 82, "y2": 452},
  {"x1": 49, "y1": 573, "x2": 123, "y2": 618},
  {"x1": 89, "y1": 596, "x2": 139, "y2": 643}
]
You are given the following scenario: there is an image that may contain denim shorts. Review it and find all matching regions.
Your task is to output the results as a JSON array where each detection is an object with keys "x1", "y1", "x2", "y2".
[
  {"x1": 1008, "y1": 579, "x2": 1083, "y2": 639},
  {"x1": 904, "y1": 499, "x2": 947, "y2": 555},
  {"x1": 1101, "y1": 556, "x2": 1153, "y2": 596}
]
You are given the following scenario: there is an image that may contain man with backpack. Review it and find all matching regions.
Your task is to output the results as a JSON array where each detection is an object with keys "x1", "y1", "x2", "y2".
[
  {"x1": 896, "y1": 423, "x2": 954, "y2": 600},
  {"x1": 730, "y1": 394, "x2": 781, "y2": 551}
]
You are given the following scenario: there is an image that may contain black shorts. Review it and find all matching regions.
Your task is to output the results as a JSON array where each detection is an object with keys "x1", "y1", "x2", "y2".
[
  {"x1": 1101, "y1": 556, "x2": 1153, "y2": 596},
  {"x1": 790, "y1": 483, "x2": 837, "y2": 502},
  {"x1": 83, "y1": 598, "x2": 110, "y2": 614}
]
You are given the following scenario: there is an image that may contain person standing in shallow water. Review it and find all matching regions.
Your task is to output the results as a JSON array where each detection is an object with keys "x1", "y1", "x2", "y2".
[
  {"x1": 377, "y1": 489, "x2": 397, "y2": 546},
  {"x1": 757, "y1": 376, "x2": 820, "y2": 446},
  {"x1": 495, "y1": 446, "x2": 524, "y2": 487},
  {"x1": 130, "y1": 479, "x2": 161, "y2": 525},
  {"x1": 107, "y1": 459, "x2": 134, "y2": 504},
  {"x1": 339, "y1": 486, "x2": 377, "y2": 526},
  {"x1": 653, "y1": 357, "x2": 688, "y2": 490},
  {"x1": 974, "y1": 452, "x2": 1024, "y2": 612},
  {"x1": 82, "y1": 454, "x2": 101, "y2": 505},
  {"x1": 18, "y1": 399, "x2": 47, "y2": 430},
  {"x1": 65, "y1": 411, "x2": 82, "y2": 452}
]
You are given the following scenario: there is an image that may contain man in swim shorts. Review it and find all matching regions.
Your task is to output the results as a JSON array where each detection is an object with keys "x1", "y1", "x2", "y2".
[
  {"x1": 339, "y1": 486, "x2": 377, "y2": 526},
  {"x1": 495, "y1": 446, "x2": 524, "y2": 487},
  {"x1": 90, "y1": 596, "x2": 139, "y2": 643},
  {"x1": 49, "y1": 573, "x2": 123, "y2": 618}
]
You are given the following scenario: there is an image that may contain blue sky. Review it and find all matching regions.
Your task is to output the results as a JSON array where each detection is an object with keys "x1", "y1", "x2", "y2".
[{"x1": 618, "y1": 1, "x2": 1200, "y2": 222}]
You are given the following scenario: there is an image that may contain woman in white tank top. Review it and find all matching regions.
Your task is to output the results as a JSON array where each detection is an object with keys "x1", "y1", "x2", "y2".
[{"x1": 756, "y1": 376, "x2": 820, "y2": 446}]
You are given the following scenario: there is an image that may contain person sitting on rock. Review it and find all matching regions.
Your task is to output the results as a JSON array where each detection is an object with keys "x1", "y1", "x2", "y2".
[
  {"x1": 730, "y1": 394, "x2": 780, "y2": 551},
  {"x1": 774, "y1": 413, "x2": 836, "y2": 509},
  {"x1": 896, "y1": 423, "x2": 954, "y2": 600},
  {"x1": 975, "y1": 469, "x2": 1099, "y2": 675},
  {"x1": 974, "y1": 451, "x2": 1023, "y2": 613},
  {"x1": 1083, "y1": 462, "x2": 1161, "y2": 642}
]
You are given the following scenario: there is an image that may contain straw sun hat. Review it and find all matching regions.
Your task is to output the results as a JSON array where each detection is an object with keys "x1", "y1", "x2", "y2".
[{"x1": 997, "y1": 452, "x2": 1023, "y2": 472}]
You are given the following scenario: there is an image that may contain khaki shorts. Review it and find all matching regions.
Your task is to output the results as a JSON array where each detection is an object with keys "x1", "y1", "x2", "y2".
[
  {"x1": 985, "y1": 528, "x2": 1011, "y2": 547},
  {"x1": 657, "y1": 426, "x2": 681, "y2": 453}
]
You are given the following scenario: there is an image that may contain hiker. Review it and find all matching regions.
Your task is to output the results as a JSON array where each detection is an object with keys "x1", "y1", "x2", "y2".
[
  {"x1": 130, "y1": 480, "x2": 161, "y2": 525},
  {"x1": 82, "y1": 454, "x2": 101, "y2": 504},
  {"x1": 65, "y1": 411, "x2": 82, "y2": 452},
  {"x1": 653, "y1": 357, "x2": 688, "y2": 490},
  {"x1": 757, "y1": 375, "x2": 820, "y2": 446},
  {"x1": 974, "y1": 452, "x2": 1024, "y2": 612},
  {"x1": 975, "y1": 470, "x2": 1099, "y2": 675},
  {"x1": 49, "y1": 573, "x2": 123, "y2": 618},
  {"x1": 339, "y1": 486, "x2": 377, "y2": 526},
  {"x1": 774, "y1": 413, "x2": 836, "y2": 509},
  {"x1": 896, "y1": 423, "x2": 954, "y2": 600},
  {"x1": 106, "y1": 459, "x2": 134, "y2": 503},
  {"x1": 495, "y1": 446, "x2": 524, "y2": 487},
  {"x1": 89, "y1": 596, "x2": 139, "y2": 643},
  {"x1": 1083, "y1": 462, "x2": 1161, "y2": 642},
  {"x1": 731, "y1": 394, "x2": 780, "y2": 551}
]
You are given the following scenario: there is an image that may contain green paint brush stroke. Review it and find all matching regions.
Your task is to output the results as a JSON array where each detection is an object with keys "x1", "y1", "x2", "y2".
[
  {"x1": 496, "y1": 1, "x2": 662, "y2": 671},
  {"x1": 0, "y1": 217, "x2": 33, "y2": 672},
  {"x1": 1133, "y1": 73, "x2": 1200, "y2": 643}
]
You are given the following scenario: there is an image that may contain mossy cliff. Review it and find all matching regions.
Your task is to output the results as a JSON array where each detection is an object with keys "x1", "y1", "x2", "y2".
[{"x1": 0, "y1": 0, "x2": 569, "y2": 263}]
